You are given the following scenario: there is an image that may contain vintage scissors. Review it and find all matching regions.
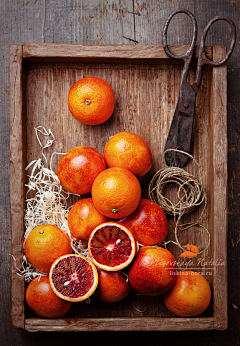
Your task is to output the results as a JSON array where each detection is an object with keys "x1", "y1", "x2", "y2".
[{"x1": 163, "y1": 9, "x2": 236, "y2": 167}]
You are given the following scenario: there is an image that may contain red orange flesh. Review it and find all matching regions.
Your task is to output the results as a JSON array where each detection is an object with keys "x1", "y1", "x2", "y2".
[{"x1": 88, "y1": 222, "x2": 136, "y2": 271}]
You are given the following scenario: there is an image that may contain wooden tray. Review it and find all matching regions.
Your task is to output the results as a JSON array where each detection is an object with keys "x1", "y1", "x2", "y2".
[{"x1": 10, "y1": 44, "x2": 228, "y2": 332}]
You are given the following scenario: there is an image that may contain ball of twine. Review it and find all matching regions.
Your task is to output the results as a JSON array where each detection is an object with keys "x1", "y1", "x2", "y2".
[{"x1": 148, "y1": 149, "x2": 210, "y2": 254}]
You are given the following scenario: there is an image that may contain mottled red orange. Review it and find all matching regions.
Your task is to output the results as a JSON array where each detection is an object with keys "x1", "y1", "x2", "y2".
[
  {"x1": 94, "y1": 269, "x2": 131, "y2": 303},
  {"x1": 26, "y1": 276, "x2": 71, "y2": 318},
  {"x1": 57, "y1": 146, "x2": 106, "y2": 195},
  {"x1": 67, "y1": 198, "x2": 108, "y2": 241},
  {"x1": 163, "y1": 271, "x2": 211, "y2": 317},
  {"x1": 122, "y1": 199, "x2": 168, "y2": 246},
  {"x1": 104, "y1": 131, "x2": 152, "y2": 178},
  {"x1": 128, "y1": 246, "x2": 177, "y2": 296}
]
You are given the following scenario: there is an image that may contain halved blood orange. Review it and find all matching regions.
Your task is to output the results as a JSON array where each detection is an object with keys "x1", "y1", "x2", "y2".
[
  {"x1": 88, "y1": 222, "x2": 136, "y2": 271},
  {"x1": 49, "y1": 254, "x2": 98, "y2": 302}
]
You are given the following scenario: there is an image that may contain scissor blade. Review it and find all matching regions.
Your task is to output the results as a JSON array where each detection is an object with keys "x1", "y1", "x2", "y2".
[{"x1": 164, "y1": 95, "x2": 196, "y2": 168}]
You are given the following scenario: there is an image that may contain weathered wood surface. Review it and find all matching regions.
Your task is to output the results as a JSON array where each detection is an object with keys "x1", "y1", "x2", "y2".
[
  {"x1": 24, "y1": 317, "x2": 214, "y2": 332},
  {"x1": 1, "y1": 0, "x2": 240, "y2": 345},
  {"x1": 10, "y1": 43, "x2": 226, "y2": 330}
]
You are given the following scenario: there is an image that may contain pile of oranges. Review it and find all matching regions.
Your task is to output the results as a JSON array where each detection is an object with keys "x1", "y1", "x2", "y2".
[{"x1": 24, "y1": 77, "x2": 211, "y2": 319}]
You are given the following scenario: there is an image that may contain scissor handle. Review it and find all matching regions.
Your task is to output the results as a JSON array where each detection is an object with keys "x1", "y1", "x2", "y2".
[
  {"x1": 162, "y1": 9, "x2": 197, "y2": 61},
  {"x1": 198, "y1": 16, "x2": 236, "y2": 67}
]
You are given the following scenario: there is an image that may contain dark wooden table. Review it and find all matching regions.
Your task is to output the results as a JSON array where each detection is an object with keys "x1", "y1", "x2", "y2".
[{"x1": 1, "y1": 1, "x2": 239, "y2": 345}]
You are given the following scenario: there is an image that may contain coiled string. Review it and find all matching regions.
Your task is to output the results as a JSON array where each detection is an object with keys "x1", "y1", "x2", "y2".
[{"x1": 148, "y1": 149, "x2": 210, "y2": 254}]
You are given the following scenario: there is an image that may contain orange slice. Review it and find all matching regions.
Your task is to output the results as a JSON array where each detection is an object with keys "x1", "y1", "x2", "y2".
[
  {"x1": 49, "y1": 254, "x2": 98, "y2": 302},
  {"x1": 88, "y1": 222, "x2": 136, "y2": 271}
]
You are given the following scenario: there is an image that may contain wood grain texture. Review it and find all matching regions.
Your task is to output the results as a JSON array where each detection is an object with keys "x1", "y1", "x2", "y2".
[
  {"x1": 24, "y1": 317, "x2": 214, "y2": 332},
  {"x1": 9, "y1": 45, "x2": 26, "y2": 329},
  {"x1": 1, "y1": 0, "x2": 240, "y2": 344},
  {"x1": 10, "y1": 44, "x2": 226, "y2": 331},
  {"x1": 210, "y1": 46, "x2": 228, "y2": 330}
]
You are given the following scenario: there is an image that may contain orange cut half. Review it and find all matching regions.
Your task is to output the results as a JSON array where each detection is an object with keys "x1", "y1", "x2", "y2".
[
  {"x1": 88, "y1": 222, "x2": 136, "y2": 271},
  {"x1": 49, "y1": 254, "x2": 98, "y2": 302}
]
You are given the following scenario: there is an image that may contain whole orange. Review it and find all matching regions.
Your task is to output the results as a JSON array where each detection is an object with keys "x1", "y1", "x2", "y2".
[
  {"x1": 94, "y1": 269, "x2": 132, "y2": 303},
  {"x1": 104, "y1": 131, "x2": 152, "y2": 178},
  {"x1": 122, "y1": 199, "x2": 168, "y2": 246},
  {"x1": 91, "y1": 167, "x2": 141, "y2": 219},
  {"x1": 67, "y1": 198, "x2": 108, "y2": 241},
  {"x1": 128, "y1": 246, "x2": 177, "y2": 296},
  {"x1": 26, "y1": 276, "x2": 72, "y2": 318},
  {"x1": 57, "y1": 146, "x2": 106, "y2": 195},
  {"x1": 24, "y1": 224, "x2": 72, "y2": 273},
  {"x1": 163, "y1": 271, "x2": 211, "y2": 317},
  {"x1": 68, "y1": 77, "x2": 115, "y2": 125}
]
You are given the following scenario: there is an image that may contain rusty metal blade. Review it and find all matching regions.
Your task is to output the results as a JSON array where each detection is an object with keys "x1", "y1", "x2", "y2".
[{"x1": 164, "y1": 91, "x2": 197, "y2": 168}]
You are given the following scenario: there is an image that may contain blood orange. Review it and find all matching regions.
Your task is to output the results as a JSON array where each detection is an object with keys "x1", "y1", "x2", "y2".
[
  {"x1": 67, "y1": 198, "x2": 108, "y2": 241},
  {"x1": 94, "y1": 269, "x2": 132, "y2": 303},
  {"x1": 68, "y1": 77, "x2": 115, "y2": 125},
  {"x1": 128, "y1": 246, "x2": 177, "y2": 296},
  {"x1": 163, "y1": 271, "x2": 211, "y2": 317},
  {"x1": 26, "y1": 276, "x2": 71, "y2": 318},
  {"x1": 57, "y1": 146, "x2": 106, "y2": 195},
  {"x1": 88, "y1": 222, "x2": 136, "y2": 271},
  {"x1": 91, "y1": 167, "x2": 141, "y2": 219},
  {"x1": 122, "y1": 199, "x2": 168, "y2": 246},
  {"x1": 49, "y1": 254, "x2": 98, "y2": 302},
  {"x1": 24, "y1": 224, "x2": 72, "y2": 273},
  {"x1": 104, "y1": 131, "x2": 152, "y2": 178}
]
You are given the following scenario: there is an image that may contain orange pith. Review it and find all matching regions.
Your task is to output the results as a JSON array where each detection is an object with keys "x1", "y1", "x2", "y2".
[
  {"x1": 104, "y1": 131, "x2": 152, "y2": 178},
  {"x1": 57, "y1": 146, "x2": 106, "y2": 195},
  {"x1": 67, "y1": 198, "x2": 108, "y2": 241},
  {"x1": 88, "y1": 222, "x2": 136, "y2": 271},
  {"x1": 91, "y1": 167, "x2": 141, "y2": 219},
  {"x1": 49, "y1": 254, "x2": 98, "y2": 302},
  {"x1": 163, "y1": 271, "x2": 211, "y2": 317},
  {"x1": 26, "y1": 276, "x2": 72, "y2": 318},
  {"x1": 68, "y1": 77, "x2": 115, "y2": 125},
  {"x1": 24, "y1": 224, "x2": 72, "y2": 273}
]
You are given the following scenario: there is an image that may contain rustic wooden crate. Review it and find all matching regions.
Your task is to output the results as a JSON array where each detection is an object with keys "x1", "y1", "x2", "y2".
[{"x1": 10, "y1": 43, "x2": 227, "y2": 332}]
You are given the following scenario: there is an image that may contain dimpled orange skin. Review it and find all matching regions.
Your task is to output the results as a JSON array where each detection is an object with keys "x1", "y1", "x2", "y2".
[
  {"x1": 57, "y1": 146, "x2": 106, "y2": 195},
  {"x1": 24, "y1": 224, "x2": 72, "y2": 273},
  {"x1": 128, "y1": 246, "x2": 177, "y2": 296},
  {"x1": 94, "y1": 269, "x2": 132, "y2": 303},
  {"x1": 68, "y1": 77, "x2": 115, "y2": 125},
  {"x1": 104, "y1": 132, "x2": 152, "y2": 178},
  {"x1": 122, "y1": 199, "x2": 168, "y2": 246},
  {"x1": 91, "y1": 167, "x2": 141, "y2": 219},
  {"x1": 26, "y1": 276, "x2": 72, "y2": 318},
  {"x1": 163, "y1": 271, "x2": 211, "y2": 317},
  {"x1": 67, "y1": 198, "x2": 108, "y2": 241}
]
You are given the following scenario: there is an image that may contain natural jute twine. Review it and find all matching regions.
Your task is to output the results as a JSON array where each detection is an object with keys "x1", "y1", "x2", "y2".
[{"x1": 148, "y1": 149, "x2": 210, "y2": 254}]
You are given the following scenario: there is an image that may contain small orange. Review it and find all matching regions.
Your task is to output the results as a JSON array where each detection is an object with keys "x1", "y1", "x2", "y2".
[
  {"x1": 104, "y1": 131, "x2": 152, "y2": 178},
  {"x1": 122, "y1": 199, "x2": 168, "y2": 246},
  {"x1": 26, "y1": 276, "x2": 72, "y2": 318},
  {"x1": 94, "y1": 269, "x2": 132, "y2": 303},
  {"x1": 128, "y1": 246, "x2": 177, "y2": 296},
  {"x1": 24, "y1": 224, "x2": 72, "y2": 273},
  {"x1": 68, "y1": 77, "x2": 115, "y2": 125},
  {"x1": 67, "y1": 198, "x2": 108, "y2": 241},
  {"x1": 91, "y1": 167, "x2": 141, "y2": 219},
  {"x1": 163, "y1": 271, "x2": 211, "y2": 317},
  {"x1": 57, "y1": 146, "x2": 106, "y2": 195}
]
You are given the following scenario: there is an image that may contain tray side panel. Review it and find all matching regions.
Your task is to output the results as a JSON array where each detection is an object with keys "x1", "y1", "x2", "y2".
[
  {"x1": 24, "y1": 317, "x2": 214, "y2": 332},
  {"x1": 9, "y1": 45, "x2": 26, "y2": 329},
  {"x1": 209, "y1": 45, "x2": 228, "y2": 330}
]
